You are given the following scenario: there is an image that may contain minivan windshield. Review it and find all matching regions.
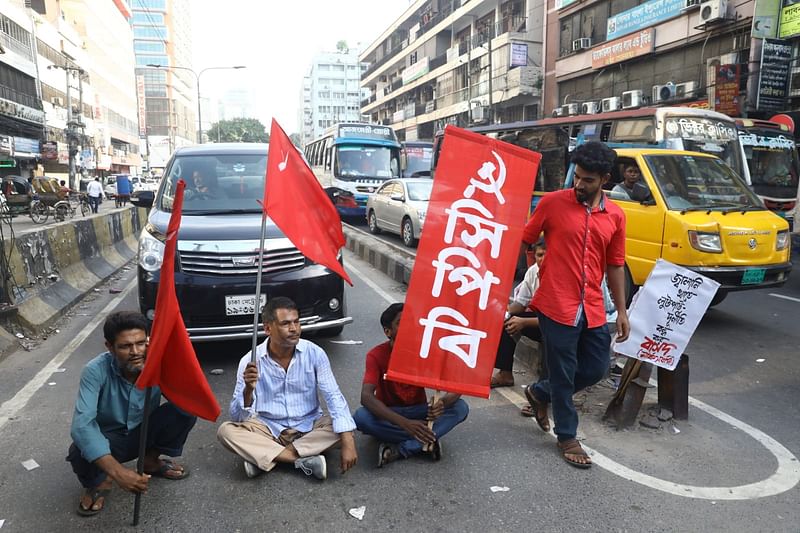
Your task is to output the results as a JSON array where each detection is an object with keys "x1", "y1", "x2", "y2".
[
  {"x1": 159, "y1": 153, "x2": 268, "y2": 213},
  {"x1": 644, "y1": 154, "x2": 765, "y2": 211}
]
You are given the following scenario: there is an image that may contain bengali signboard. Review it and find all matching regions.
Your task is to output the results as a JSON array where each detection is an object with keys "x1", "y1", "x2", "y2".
[
  {"x1": 136, "y1": 75, "x2": 147, "y2": 137},
  {"x1": 758, "y1": 38, "x2": 792, "y2": 112},
  {"x1": 753, "y1": 0, "x2": 781, "y2": 38},
  {"x1": 402, "y1": 57, "x2": 430, "y2": 85},
  {"x1": 677, "y1": 99, "x2": 711, "y2": 109},
  {"x1": 613, "y1": 260, "x2": 719, "y2": 371},
  {"x1": 591, "y1": 28, "x2": 654, "y2": 69},
  {"x1": 41, "y1": 141, "x2": 58, "y2": 160},
  {"x1": 714, "y1": 64, "x2": 741, "y2": 116},
  {"x1": 607, "y1": 0, "x2": 684, "y2": 40},
  {"x1": 779, "y1": 2, "x2": 800, "y2": 38},
  {"x1": 510, "y1": 42, "x2": 528, "y2": 67}
]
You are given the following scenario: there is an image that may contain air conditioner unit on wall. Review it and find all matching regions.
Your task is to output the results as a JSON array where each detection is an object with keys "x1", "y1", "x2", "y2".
[
  {"x1": 563, "y1": 103, "x2": 580, "y2": 115},
  {"x1": 675, "y1": 81, "x2": 697, "y2": 98},
  {"x1": 552, "y1": 108, "x2": 565, "y2": 117},
  {"x1": 700, "y1": 0, "x2": 728, "y2": 23},
  {"x1": 622, "y1": 90, "x2": 643, "y2": 109},
  {"x1": 601, "y1": 97, "x2": 621, "y2": 112},
  {"x1": 51, "y1": 97, "x2": 64, "y2": 107},
  {"x1": 572, "y1": 37, "x2": 592, "y2": 52},
  {"x1": 652, "y1": 82, "x2": 676, "y2": 103},
  {"x1": 582, "y1": 101, "x2": 600, "y2": 114},
  {"x1": 471, "y1": 105, "x2": 487, "y2": 122}
]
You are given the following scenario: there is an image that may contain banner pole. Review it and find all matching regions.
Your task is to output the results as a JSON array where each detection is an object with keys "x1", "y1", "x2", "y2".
[
  {"x1": 250, "y1": 210, "x2": 269, "y2": 365},
  {"x1": 132, "y1": 387, "x2": 153, "y2": 526},
  {"x1": 423, "y1": 390, "x2": 440, "y2": 453}
]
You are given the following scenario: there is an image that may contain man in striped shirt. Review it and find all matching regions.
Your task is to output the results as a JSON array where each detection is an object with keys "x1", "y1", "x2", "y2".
[{"x1": 217, "y1": 297, "x2": 358, "y2": 480}]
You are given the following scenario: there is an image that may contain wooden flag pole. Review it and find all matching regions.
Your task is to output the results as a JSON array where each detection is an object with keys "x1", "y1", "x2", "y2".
[
  {"x1": 250, "y1": 210, "x2": 269, "y2": 365},
  {"x1": 423, "y1": 390, "x2": 440, "y2": 453},
  {"x1": 132, "y1": 387, "x2": 153, "y2": 526}
]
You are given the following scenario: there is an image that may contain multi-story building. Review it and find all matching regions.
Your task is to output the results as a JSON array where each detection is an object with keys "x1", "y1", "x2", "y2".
[
  {"x1": 543, "y1": 0, "x2": 780, "y2": 119},
  {"x1": 0, "y1": 2, "x2": 46, "y2": 179},
  {"x1": 300, "y1": 48, "x2": 367, "y2": 146},
  {"x1": 359, "y1": 0, "x2": 543, "y2": 141},
  {"x1": 131, "y1": 0, "x2": 195, "y2": 171}
]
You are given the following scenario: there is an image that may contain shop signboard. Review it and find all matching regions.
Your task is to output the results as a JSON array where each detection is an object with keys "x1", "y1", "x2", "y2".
[
  {"x1": 714, "y1": 64, "x2": 741, "y2": 116},
  {"x1": 41, "y1": 141, "x2": 58, "y2": 160},
  {"x1": 753, "y1": 0, "x2": 781, "y2": 38},
  {"x1": 0, "y1": 135, "x2": 11, "y2": 155},
  {"x1": 757, "y1": 38, "x2": 792, "y2": 112},
  {"x1": 779, "y1": 2, "x2": 800, "y2": 38},
  {"x1": 591, "y1": 28, "x2": 654, "y2": 69},
  {"x1": 136, "y1": 75, "x2": 147, "y2": 137},
  {"x1": 510, "y1": 42, "x2": 528, "y2": 67},
  {"x1": 607, "y1": 0, "x2": 684, "y2": 40},
  {"x1": 13, "y1": 137, "x2": 40, "y2": 158},
  {"x1": 57, "y1": 142, "x2": 70, "y2": 165},
  {"x1": 402, "y1": 57, "x2": 430, "y2": 85},
  {"x1": 82, "y1": 149, "x2": 95, "y2": 170}
]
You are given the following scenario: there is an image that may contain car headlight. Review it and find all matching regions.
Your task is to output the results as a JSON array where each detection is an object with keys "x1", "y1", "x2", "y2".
[
  {"x1": 688, "y1": 231, "x2": 722, "y2": 253},
  {"x1": 138, "y1": 226, "x2": 165, "y2": 272},
  {"x1": 776, "y1": 229, "x2": 789, "y2": 251}
]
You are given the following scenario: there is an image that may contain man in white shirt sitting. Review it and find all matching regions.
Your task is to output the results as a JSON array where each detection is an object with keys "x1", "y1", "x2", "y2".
[{"x1": 217, "y1": 297, "x2": 358, "y2": 480}]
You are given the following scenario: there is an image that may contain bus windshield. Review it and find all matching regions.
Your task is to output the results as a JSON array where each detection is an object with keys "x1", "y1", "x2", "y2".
[
  {"x1": 335, "y1": 145, "x2": 398, "y2": 180},
  {"x1": 644, "y1": 154, "x2": 764, "y2": 211},
  {"x1": 403, "y1": 146, "x2": 433, "y2": 177},
  {"x1": 664, "y1": 117, "x2": 745, "y2": 179},
  {"x1": 739, "y1": 130, "x2": 799, "y2": 199}
]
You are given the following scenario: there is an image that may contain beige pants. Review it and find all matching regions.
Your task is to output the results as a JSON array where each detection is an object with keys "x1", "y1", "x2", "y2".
[{"x1": 217, "y1": 415, "x2": 340, "y2": 472}]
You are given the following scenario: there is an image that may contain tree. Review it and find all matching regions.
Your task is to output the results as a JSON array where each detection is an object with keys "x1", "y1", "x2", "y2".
[
  {"x1": 336, "y1": 40, "x2": 349, "y2": 53},
  {"x1": 289, "y1": 133, "x2": 302, "y2": 148},
  {"x1": 206, "y1": 118, "x2": 269, "y2": 143}
]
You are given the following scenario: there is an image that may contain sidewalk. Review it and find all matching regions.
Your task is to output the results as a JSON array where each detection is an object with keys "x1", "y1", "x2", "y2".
[{"x1": 4, "y1": 198, "x2": 126, "y2": 236}]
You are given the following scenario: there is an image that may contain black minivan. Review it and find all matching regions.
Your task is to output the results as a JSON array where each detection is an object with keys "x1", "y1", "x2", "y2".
[{"x1": 137, "y1": 143, "x2": 352, "y2": 342}]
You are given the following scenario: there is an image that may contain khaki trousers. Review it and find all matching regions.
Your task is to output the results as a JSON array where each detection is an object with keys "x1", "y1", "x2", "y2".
[{"x1": 217, "y1": 415, "x2": 340, "y2": 472}]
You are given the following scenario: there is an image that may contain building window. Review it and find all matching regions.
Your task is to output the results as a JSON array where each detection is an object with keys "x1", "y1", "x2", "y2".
[
  {"x1": 136, "y1": 55, "x2": 168, "y2": 67},
  {"x1": 318, "y1": 91, "x2": 330, "y2": 98},
  {"x1": 333, "y1": 92, "x2": 344, "y2": 99},
  {"x1": 131, "y1": 12, "x2": 165, "y2": 25},
  {"x1": 134, "y1": 41, "x2": 167, "y2": 53},
  {"x1": 133, "y1": 0, "x2": 167, "y2": 9}
]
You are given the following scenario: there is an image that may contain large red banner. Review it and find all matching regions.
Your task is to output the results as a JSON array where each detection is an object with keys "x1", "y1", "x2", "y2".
[{"x1": 386, "y1": 126, "x2": 541, "y2": 398}]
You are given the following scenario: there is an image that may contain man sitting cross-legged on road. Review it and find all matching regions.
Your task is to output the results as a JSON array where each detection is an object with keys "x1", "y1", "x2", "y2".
[
  {"x1": 217, "y1": 297, "x2": 358, "y2": 480},
  {"x1": 353, "y1": 303, "x2": 469, "y2": 467},
  {"x1": 67, "y1": 311, "x2": 195, "y2": 517}
]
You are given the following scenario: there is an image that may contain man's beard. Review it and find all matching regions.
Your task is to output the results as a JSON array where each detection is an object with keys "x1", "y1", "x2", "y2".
[{"x1": 125, "y1": 361, "x2": 144, "y2": 375}]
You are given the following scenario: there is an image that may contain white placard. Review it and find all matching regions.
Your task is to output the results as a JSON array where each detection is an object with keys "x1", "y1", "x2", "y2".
[{"x1": 613, "y1": 259, "x2": 720, "y2": 371}]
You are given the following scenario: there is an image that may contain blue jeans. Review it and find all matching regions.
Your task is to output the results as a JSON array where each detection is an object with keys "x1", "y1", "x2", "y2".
[
  {"x1": 88, "y1": 195, "x2": 100, "y2": 213},
  {"x1": 533, "y1": 311, "x2": 610, "y2": 442},
  {"x1": 66, "y1": 402, "x2": 196, "y2": 488},
  {"x1": 353, "y1": 399, "x2": 469, "y2": 457}
]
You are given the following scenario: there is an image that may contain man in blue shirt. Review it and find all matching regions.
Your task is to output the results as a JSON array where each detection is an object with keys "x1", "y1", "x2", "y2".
[
  {"x1": 67, "y1": 311, "x2": 196, "y2": 516},
  {"x1": 217, "y1": 297, "x2": 358, "y2": 480}
]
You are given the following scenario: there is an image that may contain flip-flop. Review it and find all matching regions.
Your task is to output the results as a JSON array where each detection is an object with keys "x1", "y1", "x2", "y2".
[
  {"x1": 76, "y1": 487, "x2": 110, "y2": 517},
  {"x1": 520, "y1": 405, "x2": 535, "y2": 417},
  {"x1": 490, "y1": 377, "x2": 514, "y2": 388},
  {"x1": 557, "y1": 438, "x2": 592, "y2": 469},
  {"x1": 524, "y1": 384, "x2": 551, "y2": 432},
  {"x1": 145, "y1": 459, "x2": 190, "y2": 480}
]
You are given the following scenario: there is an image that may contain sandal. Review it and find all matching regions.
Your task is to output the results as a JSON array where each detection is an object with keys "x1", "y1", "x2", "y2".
[
  {"x1": 76, "y1": 487, "x2": 111, "y2": 516},
  {"x1": 490, "y1": 376, "x2": 514, "y2": 388},
  {"x1": 557, "y1": 438, "x2": 592, "y2": 469},
  {"x1": 520, "y1": 405, "x2": 535, "y2": 417},
  {"x1": 145, "y1": 459, "x2": 190, "y2": 480},
  {"x1": 524, "y1": 384, "x2": 551, "y2": 432}
]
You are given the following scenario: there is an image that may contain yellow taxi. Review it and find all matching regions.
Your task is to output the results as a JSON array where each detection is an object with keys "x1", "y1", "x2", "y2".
[{"x1": 571, "y1": 148, "x2": 792, "y2": 305}]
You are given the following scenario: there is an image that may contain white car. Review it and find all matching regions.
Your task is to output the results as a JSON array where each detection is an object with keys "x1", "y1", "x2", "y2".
[{"x1": 366, "y1": 178, "x2": 432, "y2": 247}]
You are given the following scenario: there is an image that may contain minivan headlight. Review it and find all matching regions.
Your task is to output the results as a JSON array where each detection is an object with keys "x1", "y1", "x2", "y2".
[
  {"x1": 776, "y1": 229, "x2": 789, "y2": 251},
  {"x1": 688, "y1": 231, "x2": 722, "y2": 253},
  {"x1": 139, "y1": 228, "x2": 165, "y2": 272}
]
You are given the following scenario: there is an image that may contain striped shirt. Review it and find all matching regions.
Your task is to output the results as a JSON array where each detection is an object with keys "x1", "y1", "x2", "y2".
[{"x1": 229, "y1": 338, "x2": 356, "y2": 437}]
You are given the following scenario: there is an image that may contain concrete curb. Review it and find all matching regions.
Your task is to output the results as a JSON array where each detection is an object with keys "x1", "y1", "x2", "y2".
[
  {"x1": 342, "y1": 224, "x2": 542, "y2": 373},
  {"x1": 4, "y1": 207, "x2": 146, "y2": 334}
]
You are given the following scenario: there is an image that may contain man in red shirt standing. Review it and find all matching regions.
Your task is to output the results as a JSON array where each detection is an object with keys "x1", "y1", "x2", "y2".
[
  {"x1": 521, "y1": 141, "x2": 630, "y2": 469},
  {"x1": 353, "y1": 303, "x2": 469, "y2": 467}
]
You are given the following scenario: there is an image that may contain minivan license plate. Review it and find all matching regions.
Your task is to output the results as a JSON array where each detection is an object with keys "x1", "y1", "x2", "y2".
[
  {"x1": 741, "y1": 268, "x2": 766, "y2": 285},
  {"x1": 225, "y1": 294, "x2": 267, "y2": 316}
]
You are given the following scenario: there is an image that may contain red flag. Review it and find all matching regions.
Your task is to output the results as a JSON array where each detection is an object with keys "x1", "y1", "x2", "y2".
[
  {"x1": 386, "y1": 126, "x2": 541, "y2": 398},
  {"x1": 264, "y1": 119, "x2": 352, "y2": 285},
  {"x1": 137, "y1": 180, "x2": 220, "y2": 421}
]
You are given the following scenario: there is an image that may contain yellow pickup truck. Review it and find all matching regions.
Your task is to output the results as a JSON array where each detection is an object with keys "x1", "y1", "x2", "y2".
[{"x1": 568, "y1": 148, "x2": 792, "y2": 305}]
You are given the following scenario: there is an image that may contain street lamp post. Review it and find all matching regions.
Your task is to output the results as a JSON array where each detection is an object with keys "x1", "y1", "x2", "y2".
[
  {"x1": 48, "y1": 64, "x2": 86, "y2": 191},
  {"x1": 145, "y1": 64, "x2": 246, "y2": 143}
]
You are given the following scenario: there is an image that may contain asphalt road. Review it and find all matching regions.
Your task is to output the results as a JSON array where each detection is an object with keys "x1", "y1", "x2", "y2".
[{"x1": 0, "y1": 248, "x2": 798, "y2": 532}]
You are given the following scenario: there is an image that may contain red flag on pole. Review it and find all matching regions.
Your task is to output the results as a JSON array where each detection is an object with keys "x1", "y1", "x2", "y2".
[
  {"x1": 136, "y1": 180, "x2": 220, "y2": 422},
  {"x1": 264, "y1": 119, "x2": 352, "y2": 285},
  {"x1": 386, "y1": 126, "x2": 541, "y2": 398}
]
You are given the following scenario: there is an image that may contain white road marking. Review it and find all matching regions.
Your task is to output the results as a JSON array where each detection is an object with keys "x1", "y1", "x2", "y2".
[
  {"x1": 0, "y1": 277, "x2": 137, "y2": 432},
  {"x1": 769, "y1": 293, "x2": 800, "y2": 304},
  {"x1": 345, "y1": 259, "x2": 401, "y2": 305},
  {"x1": 352, "y1": 262, "x2": 800, "y2": 500}
]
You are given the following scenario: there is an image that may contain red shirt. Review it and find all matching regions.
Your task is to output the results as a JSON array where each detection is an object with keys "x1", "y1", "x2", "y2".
[
  {"x1": 363, "y1": 342, "x2": 428, "y2": 407},
  {"x1": 521, "y1": 189, "x2": 626, "y2": 328}
]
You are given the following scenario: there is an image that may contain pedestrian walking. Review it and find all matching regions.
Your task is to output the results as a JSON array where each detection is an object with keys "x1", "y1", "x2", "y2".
[
  {"x1": 86, "y1": 177, "x2": 103, "y2": 213},
  {"x1": 520, "y1": 141, "x2": 630, "y2": 469}
]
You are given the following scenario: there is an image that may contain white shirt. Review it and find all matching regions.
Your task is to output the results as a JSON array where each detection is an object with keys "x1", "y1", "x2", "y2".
[
  {"x1": 511, "y1": 263, "x2": 541, "y2": 309},
  {"x1": 87, "y1": 181, "x2": 103, "y2": 197}
]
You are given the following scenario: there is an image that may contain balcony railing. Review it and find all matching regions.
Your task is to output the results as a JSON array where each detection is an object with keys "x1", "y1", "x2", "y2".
[
  {"x1": 0, "y1": 84, "x2": 42, "y2": 110},
  {"x1": 0, "y1": 33, "x2": 34, "y2": 62}
]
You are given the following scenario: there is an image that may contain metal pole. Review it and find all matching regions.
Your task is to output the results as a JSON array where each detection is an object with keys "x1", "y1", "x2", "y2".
[
  {"x1": 250, "y1": 210, "x2": 268, "y2": 365},
  {"x1": 487, "y1": 23, "x2": 493, "y2": 124},
  {"x1": 196, "y1": 71, "x2": 202, "y2": 144},
  {"x1": 132, "y1": 387, "x2": 153, "y2": 526},
  {"x1": 65, "y1": 70, "x2": 77, "y2": 191}
]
